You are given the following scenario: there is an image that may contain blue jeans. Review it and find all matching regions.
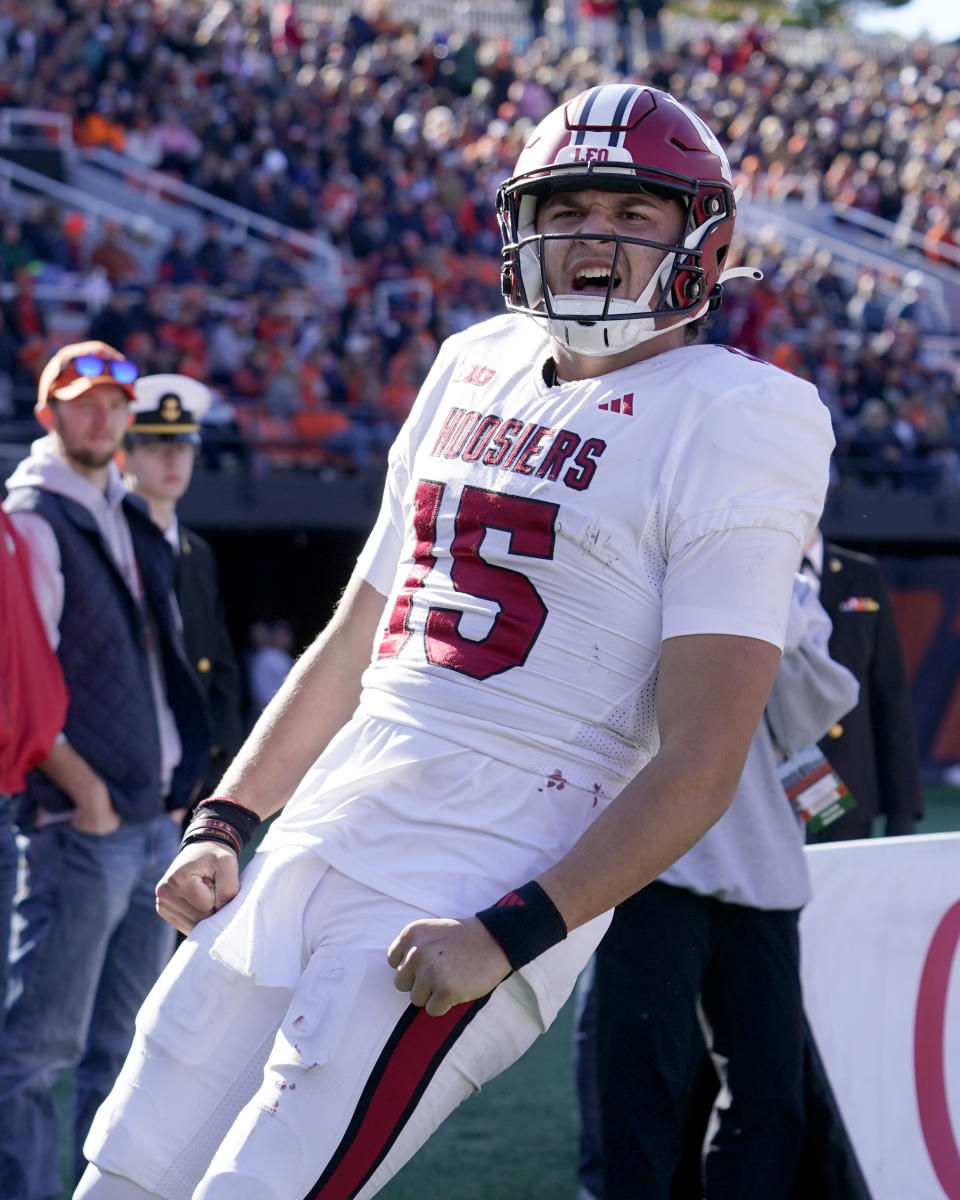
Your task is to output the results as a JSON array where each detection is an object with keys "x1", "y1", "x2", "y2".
[
  {"x1": 0, "y1": 795, "x2": 19, "y2": 1025},
  {"x1": 0, "y1": 813, "x2": 179, "y2": 1200}
]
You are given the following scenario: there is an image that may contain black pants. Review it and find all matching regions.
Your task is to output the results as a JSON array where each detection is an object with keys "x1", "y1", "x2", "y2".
[{"x1": 583, "y1": 881, "x2": 805, "y2": 1200}]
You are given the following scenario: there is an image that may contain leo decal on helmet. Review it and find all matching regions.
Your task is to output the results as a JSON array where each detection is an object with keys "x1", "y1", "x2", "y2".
[{"x1": 496, "y1": 83, "x2": 761, "y2": 357}]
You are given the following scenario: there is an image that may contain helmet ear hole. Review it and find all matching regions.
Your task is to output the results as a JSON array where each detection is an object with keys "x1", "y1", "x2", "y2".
[
  {"x1": 683, "y1": 277, "x2": 703, "y2": 301},
  {"x1": 500, "y1": 265, "x2": 513, "y2": 298}
]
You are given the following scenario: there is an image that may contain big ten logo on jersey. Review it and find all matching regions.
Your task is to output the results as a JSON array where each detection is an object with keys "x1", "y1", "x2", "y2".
[{"x1": 428, "y1": 406, "x2": 606, "y2": 492}]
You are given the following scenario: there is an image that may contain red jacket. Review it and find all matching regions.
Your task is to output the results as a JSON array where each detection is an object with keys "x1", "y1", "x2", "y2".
[{"x1": 0, "y1": 509, "x2": 67, "y2": 794}]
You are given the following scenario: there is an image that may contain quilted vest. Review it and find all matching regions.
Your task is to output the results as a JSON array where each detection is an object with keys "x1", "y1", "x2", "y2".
[{"x1": 5, "y1": 487, "x2": 209, "y2": 825}]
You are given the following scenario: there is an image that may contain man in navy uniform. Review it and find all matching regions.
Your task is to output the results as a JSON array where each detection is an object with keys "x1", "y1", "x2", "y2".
[
  {"x1": 801, "y1": 529, "x2": 923, "y2": 840},
  {"x1": 123, "y1": 374, "x2": 243, "y2": 798}
]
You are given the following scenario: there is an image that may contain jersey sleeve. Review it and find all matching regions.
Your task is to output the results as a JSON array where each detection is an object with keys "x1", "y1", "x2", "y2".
[
  {"x1": 661, "y1": 525, "x2": 801, "y2": 649},
  {"x1": 660, "y1": 373, "x2": 834, "y2": 650}
]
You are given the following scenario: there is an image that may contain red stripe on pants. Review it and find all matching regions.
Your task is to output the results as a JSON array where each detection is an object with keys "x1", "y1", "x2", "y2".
[{"x1": 305, "y1": 995, "x2": 490, "y2": 1199}]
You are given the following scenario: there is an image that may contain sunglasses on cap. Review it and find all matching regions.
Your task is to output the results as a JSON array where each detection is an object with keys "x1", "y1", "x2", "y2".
[{"x1": 64, "y1": 354, "x2": 139, "y2": 385}]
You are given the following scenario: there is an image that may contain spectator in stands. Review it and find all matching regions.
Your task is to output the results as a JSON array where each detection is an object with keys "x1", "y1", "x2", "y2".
[
  {"x1": 2, "y1": 268, "x2": 47, "y2": 412},
  {"x1": 19, "y1": 199, "x2": 75, "y2": 272},
  {"x1": 157, "y1": 231, "x2": 200, "y2": 286},
  {"x1": 0, "y1": 341, "x2": 208, "y2": 1196},
  {"x1": 221, "y1": 244, "x2": 259, "y2": 299},
  {"x1": 0, "y1": 508, "x2": 68, "y2": 1031},
  {"x1": 0, "y1": 307, "x2": 21, "y2": 417},
  {"x1": 89, "y1": 219, "x2": 144, "y2": 288},
  {"x1": 123, "y1": 373, "x2": 244, "y2": 798},
  {"x1": 841, "y1": 397, "x2": 912, "y2": 489},
  {"x1": 254, "y1": 236, "x2": 306, "y2": 294},
  {"x1": 844, "y1": 272, "x2": 888, "y2": 335},
  {"x1": 207, "y1": 302, "x2": 257, "y2": 385},
  {"x1": 884, "y1": 270, "x2": 952, "y2": 335},
  {"x1": 125, "y1": 283, "x2": 172, "y2": 346},
  {"x1": 153, "y1": 104, "x2": 202, "y2": 176},
  {"x1": 0, "y1": 220, "x2": 39, "y2": 279},
  {"x1": 264, "y1": 361, "x2": 302, "y2": 419},
  {"x1": 636, "y1": 0, "x2": 666, "y2": 57},
  {"x1": 192, "y1": 219, "x2": 231, "y2": 289},
  {"x1": 75, "y1": 98, "x2": 125, "y2": 153},
  {"x1": 122, "y1": 109, "x2": 164, "y2": 171},
  {"x1": 86, "y1": 290, "x2": 139, "y2": 356},
  {"x1": 527, "y1": 0, "x2": 547, "y2": 41}
]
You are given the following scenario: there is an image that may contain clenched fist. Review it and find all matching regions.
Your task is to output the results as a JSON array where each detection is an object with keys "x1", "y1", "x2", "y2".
[
  {"x1": 387, "y1": 916, "x2": 512, "y2": 1016},
  {"x1": 155, "y1": 842, "x2": 240, "y2": 935}
]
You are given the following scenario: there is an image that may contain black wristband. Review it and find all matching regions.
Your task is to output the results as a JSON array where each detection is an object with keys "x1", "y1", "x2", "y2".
[
  {"x1": 475, "y1": 881, "x2": 567, "y2": 971},
  {"x1": 179, "y1": 798, "x2": 261, "y2": 857}
]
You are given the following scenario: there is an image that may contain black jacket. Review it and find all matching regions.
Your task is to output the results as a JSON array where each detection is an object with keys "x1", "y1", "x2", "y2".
[
  {"x1": 813, "y1": 542, "x2": 923, "y2": 837},
  {"x1": 174, "y1": 524, "x2": 243, "y2": 794}
]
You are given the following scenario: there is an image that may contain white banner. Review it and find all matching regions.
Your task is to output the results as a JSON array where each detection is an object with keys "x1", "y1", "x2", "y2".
[{"x1": 801, "y1": 833, "x2": 960, "y2": 1200}]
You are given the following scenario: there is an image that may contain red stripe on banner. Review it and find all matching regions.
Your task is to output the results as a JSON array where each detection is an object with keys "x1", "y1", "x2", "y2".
[
  {"x1": 914, "y1": 898, "x2": 960, "y2": 1199},
  {"x1": 306, "y1": 996, "x2": 488, "y2": 1200}
]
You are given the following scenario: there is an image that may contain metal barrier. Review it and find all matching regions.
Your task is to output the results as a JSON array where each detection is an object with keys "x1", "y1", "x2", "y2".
[
  {"x1": 0, "y1": 151, "x2": 171, "y2": 246},
  {"x1": 79, "y1": 147, "x2": 344, "y2": 302},
  {"x1": 0, "y1": 108, "x2": 72, "y2": 148}
]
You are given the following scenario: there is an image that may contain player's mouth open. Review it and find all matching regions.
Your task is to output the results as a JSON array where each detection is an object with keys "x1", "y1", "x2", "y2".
[{"x1": 573, "y1": 267, "x2": 620, "y2": 292}]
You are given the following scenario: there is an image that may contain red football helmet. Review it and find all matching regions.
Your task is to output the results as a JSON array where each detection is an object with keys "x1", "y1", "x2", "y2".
[{"x1": 497, "y1": 84, "x2": 756, "y2": 355}]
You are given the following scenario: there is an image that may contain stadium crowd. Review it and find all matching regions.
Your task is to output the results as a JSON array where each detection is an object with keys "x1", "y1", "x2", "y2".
[{"x1": 0, "y1": 0, "x2": 959, "y2": 489}]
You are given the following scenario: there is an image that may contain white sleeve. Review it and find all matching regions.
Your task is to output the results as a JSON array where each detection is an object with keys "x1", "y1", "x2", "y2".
[
  {"x1": 355, "y1": 460, "x2": 404, "y2": 598},
  {"x1": 661, "y1": 373, "x2": 834, "y2": 651},
  {"x1": 661, "y1": 525, "x2": 800, "y2": 650},
  {"x1": 5, "y1": 510, "x2": 63, "y2": 651},
  {"x1": 665, "y1": 376, "x2": 833, "y2": 552}
]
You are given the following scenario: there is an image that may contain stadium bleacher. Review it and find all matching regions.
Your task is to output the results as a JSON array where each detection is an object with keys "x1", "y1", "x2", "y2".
[{"x1": 0, "y1": 1, "x2": 958, "y2": 511}]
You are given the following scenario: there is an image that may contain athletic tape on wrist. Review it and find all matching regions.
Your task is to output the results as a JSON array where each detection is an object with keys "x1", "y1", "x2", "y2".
[
  {"x1": 179, "y1": 797, "x2": 261, "y2": 857},
  {"x1": 475, "y1": 880, "x2": 567, "y2": 971}
]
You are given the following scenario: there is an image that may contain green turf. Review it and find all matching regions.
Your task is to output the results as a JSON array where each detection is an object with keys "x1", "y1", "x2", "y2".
[{"x1": 380, "y1": 997, "x2": 580, "y2": 1200}]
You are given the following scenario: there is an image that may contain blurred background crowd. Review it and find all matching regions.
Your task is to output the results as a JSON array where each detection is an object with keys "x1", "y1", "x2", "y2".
[
  {"x1": 1, "y1": 5, "x2": 959, "y2": 1197},
  {"x1": 1, "y1": 0, "x2": 959, "y2": 492}
]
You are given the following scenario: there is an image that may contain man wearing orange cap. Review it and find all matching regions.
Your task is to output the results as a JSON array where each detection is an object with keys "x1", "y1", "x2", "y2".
[{"x1": 0, "y1": 342, "x2": 208, "y2": 1198}]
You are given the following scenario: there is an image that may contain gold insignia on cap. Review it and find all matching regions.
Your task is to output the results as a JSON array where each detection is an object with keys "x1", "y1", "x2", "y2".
[
  {"x1": 197, "y1": 657, "x2": 211, "y2": 673},
  {"x1": 160, "y1": 394, "x2": 183, "y2": 422},
  {"x1": 828, "y1": 558, "x2": 842, "y2": 573},
  {"x1": 827, "y1": 723, "x2": 844, "y2": 738}
]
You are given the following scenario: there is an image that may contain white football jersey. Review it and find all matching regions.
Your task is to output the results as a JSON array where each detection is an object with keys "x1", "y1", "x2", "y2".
[{"x1": 265, "y1": 315, "x2": 834, "y2": 914}]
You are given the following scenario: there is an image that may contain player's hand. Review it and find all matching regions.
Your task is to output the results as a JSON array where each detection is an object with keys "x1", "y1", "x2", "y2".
[
  {"x1": 155, "y1": 842, "x2": 240, "y2": 935},
  {"x1": 387, "y1": 916, "x2": 512, "y2": 1017}
]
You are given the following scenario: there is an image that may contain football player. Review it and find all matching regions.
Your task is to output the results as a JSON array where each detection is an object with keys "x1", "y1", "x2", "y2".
[{"x1": 76, "y1": 84, "x2": 833, "y2": 1200}]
